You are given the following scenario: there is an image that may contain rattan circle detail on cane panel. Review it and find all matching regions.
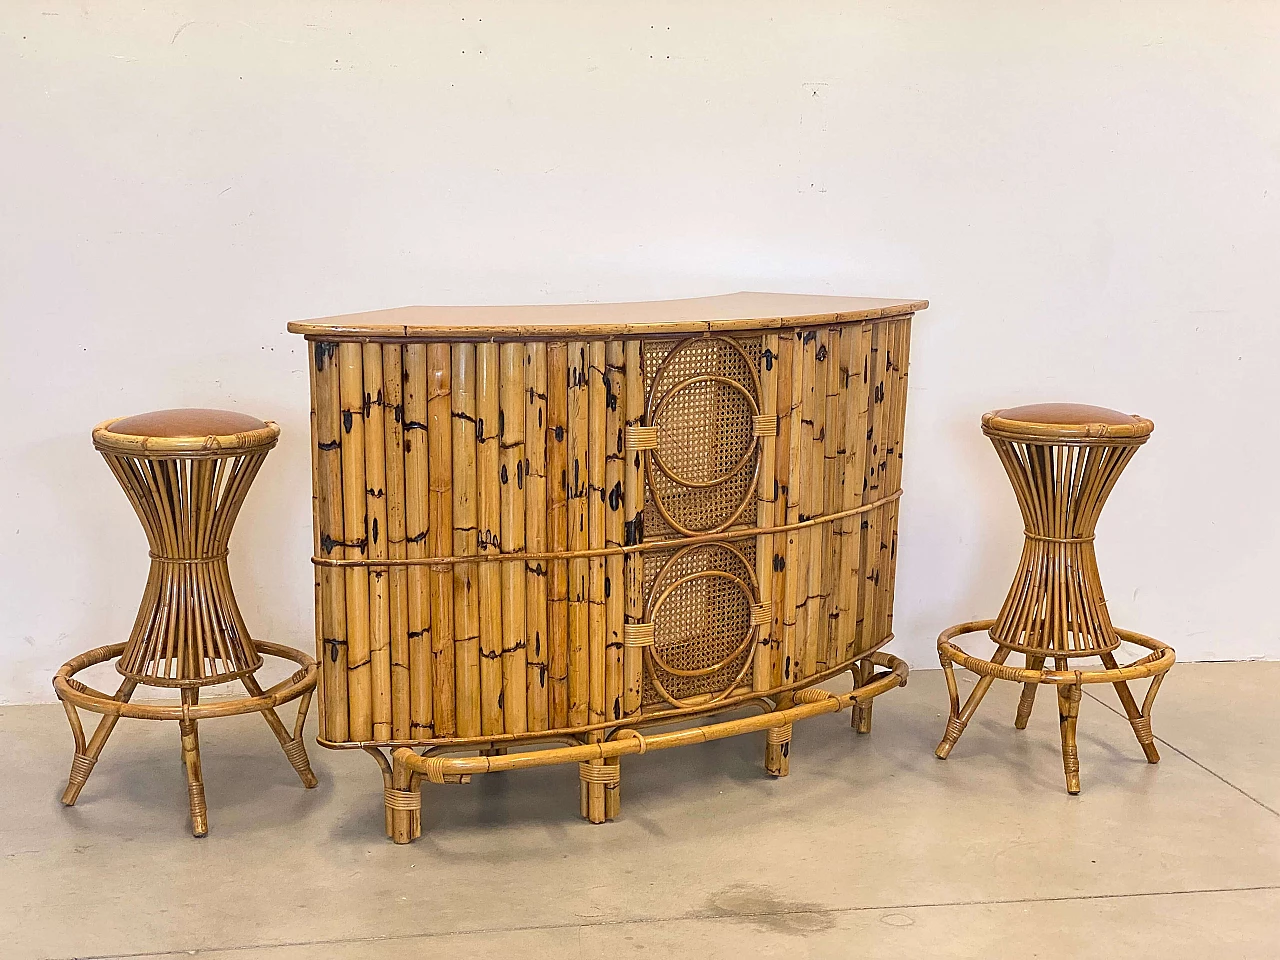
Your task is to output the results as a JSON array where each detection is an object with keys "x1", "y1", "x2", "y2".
[
  {"x1": 643, "y1": 542, "x2": 760, "y2": 707},
  {"x1": 643, "y1": 335, "x2": 763, "y2": 536}
]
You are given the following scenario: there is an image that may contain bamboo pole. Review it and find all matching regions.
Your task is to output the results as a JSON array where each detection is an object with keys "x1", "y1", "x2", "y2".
[
  {"x1": 426, "y1": 343, "x2": 457, "y2": 737},
  {"x1": 879, "y1": 318, "x2": 912, "y2": 645},
  {"x1": 338, "y1": 343, "x2": 372, "y2": 741},
  {"x1": 785, "y1": 331, "x2": 810, "y2": 685},
  {"x1": 770, "y1": 332, "x2": 794, "y2": 689},
  {"x1": 859, "y1": 322, "x2": 889, "y2": 651},
  {"x1": 871, "y1": 320, "x2": 901, "y2": 648},
  {"x1": 585, "y1": 341, "x2": 609, "y2": 823},
  {"x1": 853, "y1": 321, "x2": 890, "y2": 734},
  {"x1": 819, "y1": 327, "x2": 844, "y2": 671},
  {"x1": 404, "y1": 345, "x2": 434, "y2": 739},
  {"x1": 499, "y1": 343, "x2": 529, "y2": 735},
  {"x1": 832, "y1": 324, "x2": 862, "y2": 663},
  {"x1": 547, "y1": 342, "x2": 571, "y2": 728},
  {"x1": 382, "y1": 344, "x2": 412, "y2": 741},
  {"x1": 525, "y1": 342, "x2": 550, "y2": 732},
  {"x1": 603, "y1": 341, "x2": 626, "y2": 819},
  {"x1": 476, "y1": 342, "x2": 505, "y2": 737},
  {"x1": 566, "y1": 342, "x2": 590, "y2": 729},
  {"x1": 754, "y1": 333, "x2": 779, "y2": 693},
  {"x1": 451, "y1": 343, "x2": 482, "y2": 738},
  {"x1": 312, "y1": 342, "x2": 348, "y2": 742},
  {"x1": 363, "y1": 344, "x2": 392, "y2": 741},
  {"x1": 803, "y1": 328, "x2": 829, "y2": 677},
  {"x1": 622, "y1": 340, "x2": 645, "y2": 717},
  {"x1": 604, "y1": 341, "x2": 626, "y2": 721},
  {"x1": 307, "y1": 346, "x2": 326, "y2": 737}
]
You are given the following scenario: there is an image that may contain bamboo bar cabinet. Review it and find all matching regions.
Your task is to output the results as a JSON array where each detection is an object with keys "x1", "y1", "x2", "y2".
[
  {"x1": 53, "y1": 409, "x2": 318, "y2": 836},
  {"x1": 935, "y1": 403, "x2": 1175, "y2": 794},
  {"x1": 289, "y1": 292, "x2": 926, "y2": 842}
]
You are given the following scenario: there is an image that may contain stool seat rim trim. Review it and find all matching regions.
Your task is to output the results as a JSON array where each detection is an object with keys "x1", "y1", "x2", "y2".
[
  {"x1": 54, "y1": 640, "x2": 316, "y2": 720},
  {"x1": 981, "y1": 409, "x2": 1153, "y2": 443},
  {"x1": 92, "y1": 417, "x2": 280, "y2": 457},
  {"x1": 938, "y1": 620, "x2": 1175, "y2": 685}
]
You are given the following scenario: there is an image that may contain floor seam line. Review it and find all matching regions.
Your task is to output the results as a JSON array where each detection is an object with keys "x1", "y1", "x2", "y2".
[
  {"x1": 70, "y1": 884, "x2": 1280, "y2": 959},
  {"x1": 1081, "y1": 688, "x2": 1280, "y2": 818}
]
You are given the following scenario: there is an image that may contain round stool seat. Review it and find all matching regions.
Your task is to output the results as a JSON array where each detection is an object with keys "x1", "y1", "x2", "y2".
[
  {"x1": 94, "y1": 408, "x2": 279, "y2": 457},
  {"x1": 983, "y1": 403, "x2": 1154, "y2": 442}
]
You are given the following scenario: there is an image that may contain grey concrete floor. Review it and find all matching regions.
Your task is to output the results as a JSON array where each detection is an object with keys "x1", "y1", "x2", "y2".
[{"x1": 2, "y1": 661, "x2": 1277, "y2": 959}]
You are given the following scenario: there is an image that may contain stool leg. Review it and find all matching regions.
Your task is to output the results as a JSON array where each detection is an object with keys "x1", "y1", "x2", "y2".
[
  {"x1": 61, "y1": 677, "x2": 138, "y2": 806},
  {"x1": 241, "y1": 674, "x2": 318, "y2": 788},
  {"x1": 1056, "y1": 673, "x2": 1083, "y2": 795},
  {"x1": 936, "y1": 646, "x2": 1011, "y2": 759},
  {"x1": 1014, "y1": 655, "x2": 1045, "y2": 730},
  {"x1": 851, "y1": 659, "x2": 875, "y2": 733},
  {"x1": 179, "y1": 688, "x2": 208, "y2": 837},
  {"x1": 1100, "y1": 651, "x2": 1161, "y2": 763}
]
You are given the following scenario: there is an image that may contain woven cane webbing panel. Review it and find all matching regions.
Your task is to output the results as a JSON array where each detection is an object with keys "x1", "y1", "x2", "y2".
[
  {"x1": 642, "y1": 337, "x2": 760, "y2": 537},
  {"x1": 642, "y1": 541, "x2": 757, "y2": 705}
]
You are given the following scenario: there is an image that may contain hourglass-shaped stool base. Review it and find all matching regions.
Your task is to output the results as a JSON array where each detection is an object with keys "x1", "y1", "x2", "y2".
[
  {"x1": 934, "y1": 403, "x2": 1175, "y2": 794},
  {"x1": 53, "y1": 409, "x2": 318, "y2": 836}
]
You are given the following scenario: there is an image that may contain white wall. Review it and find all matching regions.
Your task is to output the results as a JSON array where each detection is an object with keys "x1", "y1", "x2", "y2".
[{"x1": 2, "y1": 1, "x2": 1277, "y2": 704}]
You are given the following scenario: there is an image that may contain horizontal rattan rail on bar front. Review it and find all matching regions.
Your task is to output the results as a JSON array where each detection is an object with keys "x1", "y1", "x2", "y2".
[{"x1": 288, "y1": 292, "x2": 927, "y2": 842}]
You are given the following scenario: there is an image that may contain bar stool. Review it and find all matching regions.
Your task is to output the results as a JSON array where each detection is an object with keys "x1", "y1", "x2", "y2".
[
  {"x1": 934, "y1": 403, "x2": 1175, "y2": 793},
  {"x1": 53, "y1": 409, "x2": 318, "y2": 836}
]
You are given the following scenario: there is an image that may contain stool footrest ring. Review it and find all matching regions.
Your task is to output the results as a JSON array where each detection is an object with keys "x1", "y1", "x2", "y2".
[
  {"x1": 53, "y1": 641, "x2": 318, "y2": 721},
  {"x1": 937, "y1": 621, "x2": 1175, "y2": 685}
]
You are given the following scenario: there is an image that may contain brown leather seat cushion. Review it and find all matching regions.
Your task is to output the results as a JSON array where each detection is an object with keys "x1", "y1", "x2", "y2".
[
  {"x1": 985, "y1": 402, "x2": 1153, "y2": 441},
  {"x1": 992, "y1": 403, "x2": 1138, "y2": 427},
  {"x1": 109, "y1": 408, "x2": 269, "y2": 439}
]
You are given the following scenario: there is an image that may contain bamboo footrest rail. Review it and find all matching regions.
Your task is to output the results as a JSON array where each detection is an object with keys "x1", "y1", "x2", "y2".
[{"x1": 374, "y1": 651, "x2": 907, "y2": 843}]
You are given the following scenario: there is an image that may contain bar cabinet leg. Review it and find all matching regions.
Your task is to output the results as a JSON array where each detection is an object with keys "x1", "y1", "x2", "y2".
[
  {"x1": 1014, "y1": 655, "x2": 1045, "y2": 730},
  {"x1": 179, "y1": 688, "x2": 208, "y2": 838},
  {"x1": 579, "y1": 760, "x2": 613, "y2": 824},
  {"x1": 603, "y1": 757, "x2": 621, "y2": 821},
  {"x1": 61, "y1": 677, "x2": 139, "y2": 806},
  {"x1": 851, "y1": 660, "x2": 874, "y2": 733},
  {"x1": 765, "y1": 722, "x2": 792, "y2": 777},
  {"x1": 386, "y1": 748, "x2": 422, "y2": 844}
]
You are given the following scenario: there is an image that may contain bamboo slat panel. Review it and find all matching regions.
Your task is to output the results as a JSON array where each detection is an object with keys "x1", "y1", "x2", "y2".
[{"x1": 305, "y1": 314, "x2": 914, "y2": 748}]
